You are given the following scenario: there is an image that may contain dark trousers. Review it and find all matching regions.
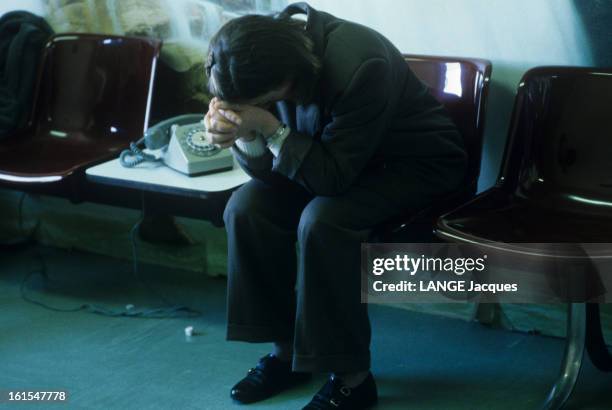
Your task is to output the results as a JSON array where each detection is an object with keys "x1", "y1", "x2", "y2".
[{"x1": 223, "y1": 166, "x2": 459, "y2": 373}]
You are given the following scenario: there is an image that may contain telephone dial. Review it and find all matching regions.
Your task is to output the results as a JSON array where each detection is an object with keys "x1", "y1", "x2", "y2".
[{"x1": 119, "y1": 114, "x2": 233, "y2": 176}]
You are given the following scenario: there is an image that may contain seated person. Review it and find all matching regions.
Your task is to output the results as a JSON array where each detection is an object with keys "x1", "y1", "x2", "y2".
[{"x1": 204, "y1": 3, "x2": 467, "y2": 409}]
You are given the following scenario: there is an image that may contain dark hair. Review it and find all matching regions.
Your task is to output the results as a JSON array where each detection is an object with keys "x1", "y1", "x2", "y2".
[{"x1": 205, "y1": 14, "x2": 321, "y2": 103}]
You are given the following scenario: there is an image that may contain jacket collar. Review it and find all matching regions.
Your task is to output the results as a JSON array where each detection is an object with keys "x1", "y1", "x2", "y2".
[{"x1": 280, "y1": 2, "x2": 325, "y2": 61}]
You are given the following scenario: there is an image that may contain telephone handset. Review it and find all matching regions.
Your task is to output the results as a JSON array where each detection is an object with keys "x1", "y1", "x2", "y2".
[{"x1": 119, "y1": 114, "x2": 234, "y2": 176}]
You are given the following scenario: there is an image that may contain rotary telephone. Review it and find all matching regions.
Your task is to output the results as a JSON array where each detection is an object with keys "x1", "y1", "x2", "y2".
[{"x1": 119, "y1": 114, "x2": 233, "y2": 176}]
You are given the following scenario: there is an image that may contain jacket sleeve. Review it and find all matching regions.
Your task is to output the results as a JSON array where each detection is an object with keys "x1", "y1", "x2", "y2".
[
  {"x1": 229, "y1": 110, "x2": 291, "y2": 186},
  {"x1": 271, "y1": 57, "x2": 393, "y2": 196},
  {"x1": 231, "y1": 145, "x2": 292, "y2": 187}
]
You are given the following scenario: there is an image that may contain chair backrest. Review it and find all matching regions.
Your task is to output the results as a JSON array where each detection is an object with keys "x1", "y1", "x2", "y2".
[
  {"x1": 498, "y1": 66, "x2": 612, "y2": 216},
  {"x1": 30, "y1": 33, "x2": 160, "y2": 143},
  {"x1": 404, "y1": 54, "x2": 492, "y2": 193}
]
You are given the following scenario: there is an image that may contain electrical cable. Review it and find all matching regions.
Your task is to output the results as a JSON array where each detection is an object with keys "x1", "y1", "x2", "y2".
[
  {"x1": 18, "y1": 191, "x2": 202, "y2": 319},
  {"x1": 119, "y1": 141, "x2": 161, "y2": 168}
]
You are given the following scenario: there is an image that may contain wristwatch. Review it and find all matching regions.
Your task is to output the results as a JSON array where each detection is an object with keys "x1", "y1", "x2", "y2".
[{"x1": 263, "y1": 123, "x2": 290, "y2": 147}]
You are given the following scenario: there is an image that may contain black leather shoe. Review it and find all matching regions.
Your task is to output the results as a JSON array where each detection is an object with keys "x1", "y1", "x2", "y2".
[
  {"x1": 230, "y1": 354, "x2": 311, "y2": 404},
  {"x1": 302, "y1": 372, "x2": 378, "y2": 409}
]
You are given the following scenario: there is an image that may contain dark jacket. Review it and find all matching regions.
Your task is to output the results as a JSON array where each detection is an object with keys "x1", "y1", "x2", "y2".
[{"x1": 233, "y1": 2, "x2": 467, "y2": 198}]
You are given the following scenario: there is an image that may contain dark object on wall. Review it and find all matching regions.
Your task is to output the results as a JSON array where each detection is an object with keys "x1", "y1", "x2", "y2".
[
  {"x1": 0, "y1": 11, "x2": 53, "y2": 139},
  {"x1": 436, "y1": 66, "x2": 612, "y2": 409},
  {"x1": 573, "y1": 0, "x2": 612, "y2": 66},
  {"x1": 0, "y1": 33, "x2": 160, "y2": 185}
]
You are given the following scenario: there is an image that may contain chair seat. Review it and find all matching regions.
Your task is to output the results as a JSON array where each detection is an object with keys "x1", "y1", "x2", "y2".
[
  {"x1": 0, "y1": 131, "x2": 128, "y2": 179},
  {"x1": 436, "y1": 188, "x2": 612, "y2": 244},
  {"x1": 0, "y1": 33, "x2": 159, "y2": 185}
]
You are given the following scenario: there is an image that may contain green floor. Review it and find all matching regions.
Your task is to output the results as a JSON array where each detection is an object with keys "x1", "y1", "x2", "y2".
[{"x1": 2, "y1": 245, "x2": 612, "y2": 410}]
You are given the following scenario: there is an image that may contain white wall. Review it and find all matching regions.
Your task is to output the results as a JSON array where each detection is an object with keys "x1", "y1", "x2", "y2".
[
  {"x1": 309, "y1": 0, "x2": 593, "y2": 190},
  {"x1": 0, "y1": 0, "x2": 45, "y2": 16}
]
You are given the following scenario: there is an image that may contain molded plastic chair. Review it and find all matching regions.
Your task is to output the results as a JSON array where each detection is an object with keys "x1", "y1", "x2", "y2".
[
  {"x1": 436, "y1": 66, "x2": 612, "y2": 409},
  {"x1": 373, "y1": 54, "x2": 492, "y2": 240},
  {"x1": 0, "y1": 33, "x2": 161, "y2": 184}
]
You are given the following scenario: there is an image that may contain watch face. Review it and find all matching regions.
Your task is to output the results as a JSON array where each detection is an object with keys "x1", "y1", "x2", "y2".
[
  {"x1": 266, "y1": 124, "x2": 286, "y2": 141},
  {"x1": 185, "y1": 128, "x2": 220, "y2": 156}
]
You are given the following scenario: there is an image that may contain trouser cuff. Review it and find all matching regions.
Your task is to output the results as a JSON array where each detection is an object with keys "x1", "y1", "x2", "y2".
[
  {"x1": 292, "y1": 352, "x2": 371, "y2": 373},
  {"x1": 226, "y1": 324, "x2": 293, "y2": 342}
]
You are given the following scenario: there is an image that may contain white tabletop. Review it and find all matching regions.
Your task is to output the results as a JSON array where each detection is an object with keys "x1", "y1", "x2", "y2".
[{"x1": 86, "y1": 157, "x2": 251, "y2": 195}]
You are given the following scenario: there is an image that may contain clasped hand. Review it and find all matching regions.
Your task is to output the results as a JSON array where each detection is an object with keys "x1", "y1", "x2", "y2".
[{"x1": 204, "y1": 97, "x2": 280, "y2": 149}]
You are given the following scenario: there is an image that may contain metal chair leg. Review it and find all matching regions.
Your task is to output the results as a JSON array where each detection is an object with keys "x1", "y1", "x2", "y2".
[
  {"x1": 473, "y1": 302, "x2": 509, "y2": 328},
  {"x1": 541, "y1": 303, "x2": 586, "y2": 410},
  {"x1": 586, "y1": 303, "x2": 612, "y2": 372}
]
